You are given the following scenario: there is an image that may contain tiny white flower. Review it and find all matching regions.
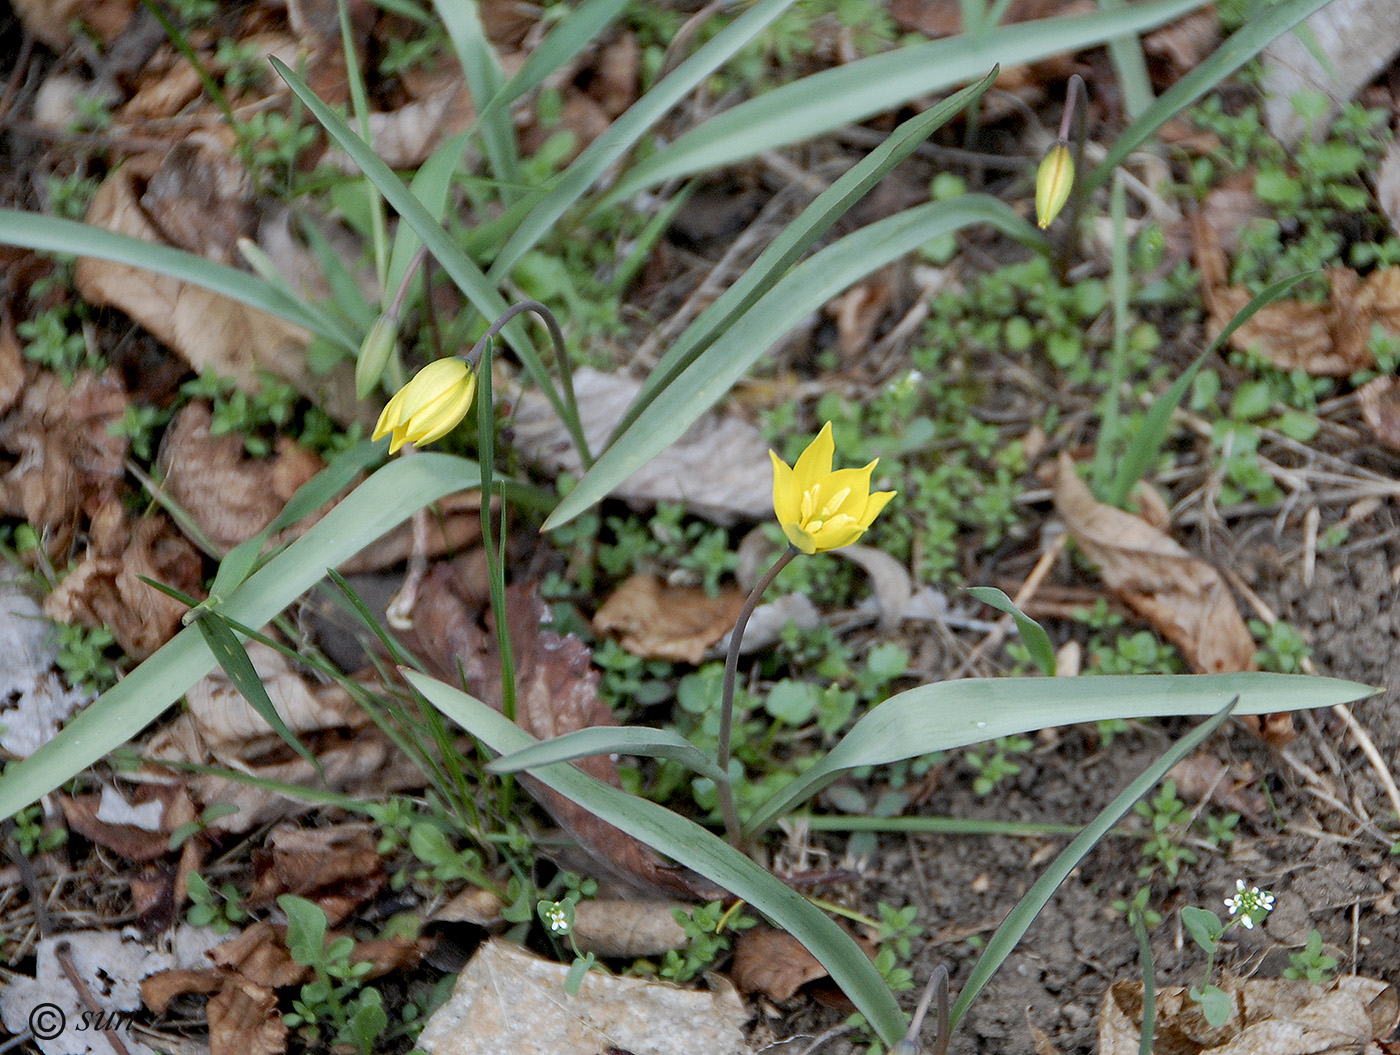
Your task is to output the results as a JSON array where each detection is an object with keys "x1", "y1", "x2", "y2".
[{"x1": 1224, "y1": 880, "x2": 1274, "y2": 928}]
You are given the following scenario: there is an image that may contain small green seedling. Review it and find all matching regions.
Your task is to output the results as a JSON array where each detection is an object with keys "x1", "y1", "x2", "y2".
[
  {"x1": 281, "y1": 894, "x2": 388, "y2": 1055},
  {"x1": 186, "y1": 871, "x2": 248, "y2": 934},
  {"x1": 1182, "y1": 881, "x2": 1276, "y2": 1026},
  {"x1": 1282, "y1": 929, "x2": 1338, "y2": 983}
]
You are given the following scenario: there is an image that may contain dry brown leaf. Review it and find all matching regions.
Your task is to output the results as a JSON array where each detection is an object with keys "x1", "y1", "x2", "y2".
[
  {"x1": 141, "y1": 966, "x2": 225, "y2": 1015},
  {"x1": 142, "y1": 641, "x2": 424, "y2": 833},
  {"x1": 1142, "y1": 8, "x2": 1220, "y2": 72},
  {"x1": 593, "y1": 573, "x2": 746, "y2": 664},
  {"x1": 157, "y1": 401, "x2": 326, "y2": 552},
  {"x1": 12, "y1": 0, "x2": 134, "y2": 48},
  {"x1": 44, "y1": 500, "x2": 204, "y2": 660},
  {"x1": 1167, "y1": 752, "x2": 1267, "y2": 823},
  {"x1": 1195, "y1": 212, "x2": 1400, "y2": 375},
  {"x1": 1099, "y1": 976, "x2": 1399, "y2": 1055},
  {"x1": 208, "y1": 978, "x2": 288, "y2": 1055},
  {"x1": 75, "y1": 169, "x2": 368, "y2": 426},
  {"x1": 249, "y1": 824, "x2": 384, "y2": 924},
  {"x1": 830, "y1": 269, "x2": 898, "y2": 361},
  {"x1": 0, "y1": 368, "x2": 128, "y2": 535},
  {"x1": 1378, "y1": 141, "x2": 1400, "y2": 243},
  {"x1": 433, "y1": 885, "x2": 508, "y2": 927},
  {"x1": 400, "y1": 568, "x2": 721, "y2": 899},
  {"x1": 0, "y1": 316, "x2": 24, "y2": 414},
  {"x1": 157, "y1": 400, "x2": 480, "y2": 568},
  {"x1": 510, "y1": 366, "x2": 773, "y2": 524},
  {"x1": 208, "y1": 923, "x2": 308, "y2": 989},
  {"x1": 417, "y1": 939, "x2": 750, "y2": 1055},
  {"x1": 141, "y1": 139, "x2": 255, "y2": 265},
  {"x1": 569, "y1": 900, "x2": 691, "y2": 958},
  {"x1": 1359, "y1": 375, "x2": 1400, "y2": 451},
  {"x1": 836, "y1": 544, "x2": 913, "y2": 629},
  {"x1": 1055, "y1": 454, "x2": 1256, "y2": 674},
  {"x1": 59, "y1": 793, "x2": 172, "y2": 863},
  {"x1": 731, "y1": 927, "x2": 830, "y2": 1001}
]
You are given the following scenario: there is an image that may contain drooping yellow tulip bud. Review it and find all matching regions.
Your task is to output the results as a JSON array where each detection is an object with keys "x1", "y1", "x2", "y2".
[
  {"x1": 355, "y1": 313, "x2": 399, "y2": 399},
  {"x1": 1035, "y1": 142, "x2": 1074, "y2": 229},
  {"x1": 372, "y1": 358, "x2": 476, "y2": 453},
  {"x1": 769, "y1": 422, "x2": 896, "y2": 555}
]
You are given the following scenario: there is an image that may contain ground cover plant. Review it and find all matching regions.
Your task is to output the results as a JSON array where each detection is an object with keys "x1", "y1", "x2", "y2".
[{"x1": 0, "y1": 0, "x2": 1399, "y2": 1053}]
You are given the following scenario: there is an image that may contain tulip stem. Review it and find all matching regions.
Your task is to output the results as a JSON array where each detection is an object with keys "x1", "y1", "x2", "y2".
[
  {"x1": 1051, "y1": 74, "x2": 1089, "y2": 280},
  {"x1": 715, "y1": 544, "x2": 798, "y2": 848},
  {"x1": 465, "y1": 301, "x2": 593, "y2": 470}
]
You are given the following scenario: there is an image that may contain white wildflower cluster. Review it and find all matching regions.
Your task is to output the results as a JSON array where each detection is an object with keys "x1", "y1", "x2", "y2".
[
  {"x1": 1223, "y1": 880, "x2": 1275, "y2": 929},
  {"x1": 542, "y1": 901, "x2": 572, "y2": 935}
]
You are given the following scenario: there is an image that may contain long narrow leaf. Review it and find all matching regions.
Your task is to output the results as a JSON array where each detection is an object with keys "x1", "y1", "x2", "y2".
[
  {"x1": 1084, "y1": 0, "x2": 1334, "y2": 194},
  {"x1": 405, "y1": 670, "x2": 910, "y2": 1046},
  {"x1": 965, "y1": 587, "x2": 1056, "y2": 676},
  {"x1": 487, "y1": 0, "x2": 799, "y2": 283},
  {"x1": 486, "y1": 726, "x2": 729, "y2": 785},
  {"x1": 617, "y1": 69, "x2": 999, "y2": 441},
  {"x1": 432, "y1": 0, "x2": 520, "y2": 199},
  {"x1": 0, "y1": 209, "x2": 357, "y2": 350},
  {"x1": 949, "y1": 701, "x2": 1235, "y2": 1027},
  {"x1": 0, "y1": 453, "x2": 480, "y2": 822},
  {"x1": 545, "y1": 195, "x2": 1040, "y2": 530},
  {"x1": 743, "y1": 672, "x2": 1376, "y2": 836},
  {"x1": 607, "y1": 0, "x2": 1209, "y2": 200}
]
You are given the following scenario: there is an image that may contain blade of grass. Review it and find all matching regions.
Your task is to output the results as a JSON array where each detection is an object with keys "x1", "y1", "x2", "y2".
[
  {"x1": 614, "y1": 70, "x2": 999, "y2": 443},
  {"x1": 405, "y1": 670, "x2": 910, "y2": 1046},
  {"x1": 486, "y1": 726, "x2": 729, "y2": 786},
  {"x1": 948, "y1": 701, "x2": 1235, "y2": 1027},
  {"x1": 486, "y1": 0, "x2": 800, "y2": 284},
  {"x1": 1104, "y1": 270, "x2": 1315, "y2": 507},
  {"x1": 606, "y1": 0, "x2": 1209, "y2": 201},
  {"x1": 743, "y1": 673, "x2": 1377, "y2": 837},
  {"x1": 383, "y1": 131, "x2": 471, "y2": 311},
  {"x1": 339, "y1": 0, "x2": 389, "y2": 288},
  {"x1": 1092, "y1": 175, "x2": 1131, "y2": 497},
  {"x1": 1084, "y1": 0, "x2": 1335, "y2": 195},
  {"x1": 965, "y1": 587, "x2": 1056, "y2": 677},
  {"x1": 1097, "y1": 0, "x2": 1155, "y2": 120},
  {"x1": 545, "y1": 195, "x2": 1041, "y2": 531},
  {"x1": 0, "y1": 209, "x2": 358, "y2": 351},
  {"x1": 193, "y1": 612, "x2": 325, "y2": 778},
  {"x1": 0, "y1": 452, "x2": 480, "y2": 822}
]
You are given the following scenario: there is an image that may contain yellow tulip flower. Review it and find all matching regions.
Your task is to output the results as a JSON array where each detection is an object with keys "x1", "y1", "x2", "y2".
[
  {"x1": 373, "y1": 358, "x2": 476, "y2": 453},
  {"x1": 769, "y1": 422, "x2": 896, "y2": 555},
  {"x1": 1035, "y1": 142, "x2": 1074, "y2": 229}
]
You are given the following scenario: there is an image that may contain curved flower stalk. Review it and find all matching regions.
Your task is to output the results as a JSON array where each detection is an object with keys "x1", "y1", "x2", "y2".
[{"x1": 715, "y1": 423, "x2": 896, "y2": 845}]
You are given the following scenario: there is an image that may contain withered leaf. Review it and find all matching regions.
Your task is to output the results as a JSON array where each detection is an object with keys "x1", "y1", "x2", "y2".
[
  {"x1": 0, "y1": 368, "x2": 128, "y2": 534},
  {"x1": 75, "y1": 168, "x2": 367, "y2": 426},
  {"x1": 0, "y1": 315, "x2": 23, "y2": 414},
  {"x1": 140, "y1": 966, "x2": 225, "y2": 1015},
  {"x1": 1359, "y1": 375, "x2": 1400, "y2": 451},
  {"x1": 59, "y1": 793, "x2": 170, "y2": 863},
  {"x1": 208, "y1": 977, "x2": 288, "y2": 1055},
  {"x1": 400, "y1": 568, "x2": 722, "y2": 899},
  {"x1": 249, "y1": 824, "x2": 383, "y2": 924},
  {"x1": 1195, "y1": 212, "x2": 1400, "y2": 375},
  {"x1": 1099, "y1": 976, "x2": 1399, "y2": 1055},
  {"x1": 731, "y1": 927, "x2": 830, "y2": 1002},
  {"x1": 44, "y1": 501, "x2": 204, "y2": 660},
  {"x1": 593, "y1": 573, "x2": 746, "y2": 665},
  {"x1": 207, "y1": 922, "x2": 308, "y2": 989},
  {"x1": 1055, "y1": 454, "x2": 1256, "y2": 674}
]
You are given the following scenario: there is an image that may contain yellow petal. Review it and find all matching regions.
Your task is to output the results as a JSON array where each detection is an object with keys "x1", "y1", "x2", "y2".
[
  {"x1": 791, "y1": 422, "x2": 835, "y2": 495},
  {"x1": 859, "y1": 489, "x2": 897, "y2": 529},
  {"x1": 810, "y1": 521, "x2": 867, "y2": 552},
  {"x1": 781, "y1": 521, "x2": 818, "y2": 555},
  {"x1": 816, "y1": 463, "x2": 878, "y2": 518},
  {"x1": 770, "y1": 449, "x2": 801, "y2": 526}
]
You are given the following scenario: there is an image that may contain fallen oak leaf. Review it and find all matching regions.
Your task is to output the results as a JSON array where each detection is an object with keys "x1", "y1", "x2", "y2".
[
  {"x1": 1054, "y1": 454, "x2": 1256, "y2": 674},
  {"x1": 593, "y1": 573, "x2": 746, "y2": 664}
]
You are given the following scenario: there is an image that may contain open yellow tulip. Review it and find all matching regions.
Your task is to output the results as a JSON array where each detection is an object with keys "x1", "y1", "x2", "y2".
[
  {"x1": 373, "y1": 358, "x2": 476, "y2": 453},
  {"x1": 769, "y1": 422, "x2": 896, "y2": 555}
]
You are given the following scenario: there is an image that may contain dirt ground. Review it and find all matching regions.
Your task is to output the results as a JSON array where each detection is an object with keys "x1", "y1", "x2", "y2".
[{"x1": 812, "y1": 517, "x2": 1400, "y2": 1054}]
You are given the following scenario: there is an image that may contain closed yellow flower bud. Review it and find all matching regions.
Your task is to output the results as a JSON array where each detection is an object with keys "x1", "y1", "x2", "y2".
[
  {"x1": 1035, "y1": 142, "x2": 1074, "y2": 229},
  {"x1": 355, "y1": 313, "x2": 399, "y2": 399},
  {"x1": 769, "y1": 422, "x2": 896, "y2": 555},
  {"x1": 372, "y1": 358, "x2": 476, "y2": 453}
]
